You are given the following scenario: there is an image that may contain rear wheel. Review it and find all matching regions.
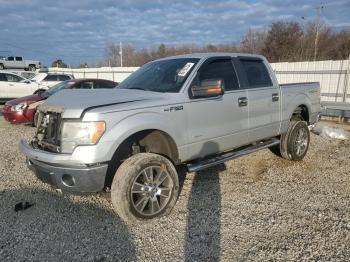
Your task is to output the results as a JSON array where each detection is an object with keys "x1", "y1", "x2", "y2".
[
  {"x1": 111, "y1": 153, "x2": 179, "y2": 223},
  {"x1": 270, "y1": 121, "x2": 310, "y2": 161}
]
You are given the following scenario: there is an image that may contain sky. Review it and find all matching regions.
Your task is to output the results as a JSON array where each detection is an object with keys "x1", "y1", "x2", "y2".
[{"x1": 0, "y1": 0, "x2": 349, "y2": 66}]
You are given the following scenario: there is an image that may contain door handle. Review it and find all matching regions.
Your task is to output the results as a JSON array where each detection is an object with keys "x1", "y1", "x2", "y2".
[
  {"x1": 238, "y1": 97, "x2": 248, "y2": 107},
  {"x1": 9, "y1": 84, "x2": 14, "y2": 86},
  {"x1": 272, "y1": 93, "x2": 279, "y2": 102}
]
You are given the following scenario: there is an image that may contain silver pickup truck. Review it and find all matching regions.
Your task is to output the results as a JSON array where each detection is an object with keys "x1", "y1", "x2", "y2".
[
  {"x1": 0, "y1": 56, "x2": 41, "y2": 71},
  {"x1": 20, "y1": 53, "x2": 320, "y2": 223}
]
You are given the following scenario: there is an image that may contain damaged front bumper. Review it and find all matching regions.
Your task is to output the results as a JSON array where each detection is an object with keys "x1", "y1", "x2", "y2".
[{"x1": 19, "y1": 139, "x2": 108, "y2": 192}]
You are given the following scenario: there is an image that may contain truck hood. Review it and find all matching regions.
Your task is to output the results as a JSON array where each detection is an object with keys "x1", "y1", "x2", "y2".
[{"x1": 41, "y1": 89, "x2": 167, "y2": 118}]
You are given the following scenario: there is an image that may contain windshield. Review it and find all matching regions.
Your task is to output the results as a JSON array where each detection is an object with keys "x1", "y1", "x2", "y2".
[
  {"x1": 45, "y1": 81, "x2": 75, "y2": 95},
  {"x1": 118, "y1": 58, "x2": 199, "y2": 93}
]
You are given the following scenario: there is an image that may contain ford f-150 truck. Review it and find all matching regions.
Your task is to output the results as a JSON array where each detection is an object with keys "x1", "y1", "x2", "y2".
[{"x1": 19, "y1": 53, "x2": 320, "y2": 223}]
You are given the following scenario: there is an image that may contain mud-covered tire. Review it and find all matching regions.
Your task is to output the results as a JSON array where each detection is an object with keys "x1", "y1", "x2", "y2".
[
  {"x1": 111, "y1": 153, "x2": 179, "y2": 224},
  {"x1": 270, "y1": 121, "x2": 310, "y2": 161}
]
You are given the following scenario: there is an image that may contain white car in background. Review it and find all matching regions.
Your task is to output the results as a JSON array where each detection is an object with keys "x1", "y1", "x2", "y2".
[
  {"x1": 31, "y1": 73, "x2": 74, "y2": 89},
  {"x1": 0, "y1": 72, "x2": 39, "y2": 101}
]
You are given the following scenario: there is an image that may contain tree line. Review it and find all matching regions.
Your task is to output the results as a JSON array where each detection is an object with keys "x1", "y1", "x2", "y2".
[
  {"x1": 53, "y1": 20, "x2": 350, "y2": 68},
  {"x1": 102, "y1": 21, "x2": 350, "y2": 67}
]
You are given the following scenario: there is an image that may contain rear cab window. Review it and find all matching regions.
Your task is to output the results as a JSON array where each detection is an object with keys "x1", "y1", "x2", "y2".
[{"x1": 237, "y1": 58, "x2": 273, "y2": 88}]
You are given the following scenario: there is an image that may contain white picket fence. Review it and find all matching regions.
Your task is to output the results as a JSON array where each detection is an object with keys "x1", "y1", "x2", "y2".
[{"x1": 48, "y1": 59, "x2": 350, "y2": 103}]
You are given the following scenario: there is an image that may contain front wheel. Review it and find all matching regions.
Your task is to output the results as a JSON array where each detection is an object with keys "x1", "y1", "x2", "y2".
[
  {"x1": 0, "y1": 64, "x2": 4, "y2": 70},
  {"x1": 111, "y1": 153, "x2": 179, "y2": 223},
  {"x1": 270, "y1": 121, "x2": 310, "y2": 161}
]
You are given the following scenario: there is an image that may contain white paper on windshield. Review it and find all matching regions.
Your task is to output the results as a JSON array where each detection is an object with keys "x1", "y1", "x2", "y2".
[{"x1": 178, "y1": 62, "x2": 195, "y2": 77}]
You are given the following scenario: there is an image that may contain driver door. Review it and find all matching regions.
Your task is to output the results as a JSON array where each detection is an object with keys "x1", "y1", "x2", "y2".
[{"x1": 185, "y1": 58, "x2": 249, "y2": 160}]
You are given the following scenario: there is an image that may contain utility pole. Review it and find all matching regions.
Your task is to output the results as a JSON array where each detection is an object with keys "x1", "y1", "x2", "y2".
[
  {"x1": 314, "y1": 4, "x2": 324, "y2": 61},
  {"x1": 119, "y1": 41, "x2": 123, "y2": 67}
]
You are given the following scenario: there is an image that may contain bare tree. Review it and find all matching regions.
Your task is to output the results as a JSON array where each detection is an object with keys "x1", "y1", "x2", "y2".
[{"x1": 240, "y1": 28, "x2": 268, "y2": 54}]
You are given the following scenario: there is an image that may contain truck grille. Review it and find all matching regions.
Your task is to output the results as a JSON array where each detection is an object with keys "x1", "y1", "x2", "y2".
[{"x1": 34, "y1": 111, "x2": 62, "y2": 152}]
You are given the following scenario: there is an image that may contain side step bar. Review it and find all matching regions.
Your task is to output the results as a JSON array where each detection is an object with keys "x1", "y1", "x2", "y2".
[{"x1": 187, "y1": 138, "x2": 280, "y2": 172}]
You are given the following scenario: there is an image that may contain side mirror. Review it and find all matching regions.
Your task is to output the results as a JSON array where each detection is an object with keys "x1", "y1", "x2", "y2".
[
  {"x1": 191, "y1": 79, "x2": 224, "y2": 98},
  {"x1": 25, "y1": 80, "x2": 31, "y2": 84}
]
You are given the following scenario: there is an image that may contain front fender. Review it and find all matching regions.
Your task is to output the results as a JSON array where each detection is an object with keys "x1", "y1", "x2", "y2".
[{"x1": 100, "y1": 111, "x2": 185, "y2": 159}]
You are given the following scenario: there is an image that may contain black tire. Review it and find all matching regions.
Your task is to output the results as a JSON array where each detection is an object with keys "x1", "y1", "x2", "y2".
[
  {"x1": 270, "y1": 121, "x2": 310, "y2": 161},
  {"x1": 111, "y1": 153, "x2": 179, "y2": 223},
  {"x1": 0, "y1": 64, "x2": 4, "y2": 70},
  {"x1": 28, "y1": 65, "x2": 36, "y2": 71}
]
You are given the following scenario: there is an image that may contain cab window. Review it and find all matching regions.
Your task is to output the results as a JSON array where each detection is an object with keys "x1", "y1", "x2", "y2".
[
  {"x1": 239, "y1": 59, "x2": 273, "y2": 88},
  {"x1": 193, "y1": 59, "x2": 239, "y2": 91}
]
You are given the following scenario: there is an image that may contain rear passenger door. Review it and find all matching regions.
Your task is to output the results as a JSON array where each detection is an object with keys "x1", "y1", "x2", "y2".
[
  {"x1": 186, "y1": 58, "x2": 249, "y2": 159},
  {"x1": 235, "y1": 57, "x2": 280, "y2": 142}
]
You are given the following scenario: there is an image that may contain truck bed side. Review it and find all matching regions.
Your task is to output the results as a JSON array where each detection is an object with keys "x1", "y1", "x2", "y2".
[{"x1": 279, "y1": 82, "x2": 320, "y2": 134}]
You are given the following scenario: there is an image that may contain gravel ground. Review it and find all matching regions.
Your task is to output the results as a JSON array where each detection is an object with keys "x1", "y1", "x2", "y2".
[{"x1": 0, "y1": 111, "x2": 349, "y2": 261}]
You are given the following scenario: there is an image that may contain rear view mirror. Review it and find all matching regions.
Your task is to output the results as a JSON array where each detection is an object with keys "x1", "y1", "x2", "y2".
[{"x1": 191, "y1": 79, "x2": 224, "y2": 98}]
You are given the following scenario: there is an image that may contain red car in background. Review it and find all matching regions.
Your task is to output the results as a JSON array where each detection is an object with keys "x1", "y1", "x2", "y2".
[{"x1": 3, "y1": 78, "x2": 117, "y2": 126}]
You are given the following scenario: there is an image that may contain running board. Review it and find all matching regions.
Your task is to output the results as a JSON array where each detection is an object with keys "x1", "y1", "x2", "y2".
[{"x1": 187, "y1": 138, "x2": 280, "y2": 172}]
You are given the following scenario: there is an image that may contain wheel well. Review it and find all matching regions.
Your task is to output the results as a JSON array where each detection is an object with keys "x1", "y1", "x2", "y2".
[
  {"x1": 292, "y1": 105, "x2": 309, "y2": 123},
  {"x1": 104, "y1": 129, "x2": 179, "y2": 187}
]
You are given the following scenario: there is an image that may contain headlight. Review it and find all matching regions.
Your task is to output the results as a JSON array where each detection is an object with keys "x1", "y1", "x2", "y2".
[
  {"x1": 61, "y1": 121, "x2": 106, "y2": 153},
  {"x1": 11, "y1": 102, "x2": 27, "y2": 112}
]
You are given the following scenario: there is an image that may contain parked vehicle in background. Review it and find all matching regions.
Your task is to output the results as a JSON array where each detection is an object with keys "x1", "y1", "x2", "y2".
[
  {"x1": 11, "y1": 71, "x2": 37, "y2": 80},
  {"x1": 3, "y1": 78, "x2": 117, "y2": 126},
  {"x1": 0, "y1": 72, "x2": 39, "y2": 102},
  {"x1": 0, "y1": 56, "x2": 41, "y2": 71},
  {"x1": 31, "y1": 73, "x2": 74, "y2": 90},
  {"x1": 20, "y1": 53, "x2": 320, "y2": 223}
]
